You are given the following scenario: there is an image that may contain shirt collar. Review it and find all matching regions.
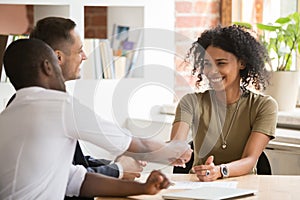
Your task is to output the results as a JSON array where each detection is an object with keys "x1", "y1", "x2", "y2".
[{"x1": 16, "y1": 87, "x2": 46, "y2": 98}]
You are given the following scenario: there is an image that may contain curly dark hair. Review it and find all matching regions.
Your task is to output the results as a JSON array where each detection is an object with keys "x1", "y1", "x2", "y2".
[{"x1": 188, "y1": 25, "x2": 271, "y2": 93}]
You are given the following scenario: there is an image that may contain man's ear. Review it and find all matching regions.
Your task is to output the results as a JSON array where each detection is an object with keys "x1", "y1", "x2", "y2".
[
  {"x1": 40, "y1": 59, "x2": 54, "y2": 76},
  {"x1": 55, "y1": 50, "x2": 63, "y2": 64}
]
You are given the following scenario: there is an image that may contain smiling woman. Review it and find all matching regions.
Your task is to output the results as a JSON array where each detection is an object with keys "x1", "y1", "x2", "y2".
[{"x1": 170, "y1": 24, "x2": 277, "y2": 182}]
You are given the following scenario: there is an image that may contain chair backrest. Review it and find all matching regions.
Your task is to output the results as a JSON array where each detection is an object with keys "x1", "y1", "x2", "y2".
[
  {"x1": 173, "y1": 141, "x2": 194, "y2": 174},
  {"x1": 173, "y1": 141, "x2": 272, "y2": 175},
  {"x1": 257, "y1": 151, "x2": 272, "y2": 175}
]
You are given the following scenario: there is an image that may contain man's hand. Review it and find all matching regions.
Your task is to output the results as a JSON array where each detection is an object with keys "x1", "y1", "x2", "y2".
[
  {"x1": 116, "y1": 156, "x2": 147, "y2": 180},
  {"x1": 143, "y1": 170, "x2": 172, "y2": 195},
  {"x1": 170, "y1": 146, "x2": 193, "y2": 168}
]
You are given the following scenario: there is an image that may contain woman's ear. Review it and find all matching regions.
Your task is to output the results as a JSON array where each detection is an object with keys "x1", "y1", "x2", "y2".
[{"x1": 239, "y1": 60, "x2": 246, "y2": 70}]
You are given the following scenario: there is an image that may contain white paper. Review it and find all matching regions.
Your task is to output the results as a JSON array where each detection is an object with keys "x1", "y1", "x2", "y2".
[{"x1": 169, "y1": 181, "x2": 238, "y2": 190}]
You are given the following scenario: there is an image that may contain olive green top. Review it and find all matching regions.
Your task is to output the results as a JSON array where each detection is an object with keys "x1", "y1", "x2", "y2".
[{"x1": 174, "y1": 90, "x2": 278, "y2": 167}]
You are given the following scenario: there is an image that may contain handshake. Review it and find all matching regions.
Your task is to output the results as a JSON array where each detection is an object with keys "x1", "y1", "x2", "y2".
[{"x1": 120, "y1": 140, "x2": 193, "y2": 180}]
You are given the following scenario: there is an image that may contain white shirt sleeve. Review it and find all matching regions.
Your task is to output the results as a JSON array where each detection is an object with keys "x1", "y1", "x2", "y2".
[
  {"x1": 65, "y1": 165, "x2": 87, "y2": 197},
  {"x1": 63, "y1": 98, "x2": 132, "y2": 157},
  {"x1": 114, "y1": 162, "x2": 124, "y2": 179}
]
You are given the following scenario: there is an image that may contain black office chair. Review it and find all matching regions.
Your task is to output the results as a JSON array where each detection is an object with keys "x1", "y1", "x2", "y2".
[
  {"x1": 257, "y1": 151, "x2": 272, "y2": 175},
  {"x1": 173, "y1": 141, "x2": 194, "y2": 174},
  {"x1": 173, "y1": 141, "x2": 272, "y2": 175}
]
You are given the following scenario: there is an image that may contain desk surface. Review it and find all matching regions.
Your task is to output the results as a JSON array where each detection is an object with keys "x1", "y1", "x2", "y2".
[{"x1": 95, "y1": 174, "x2": 300, "y2": 199}]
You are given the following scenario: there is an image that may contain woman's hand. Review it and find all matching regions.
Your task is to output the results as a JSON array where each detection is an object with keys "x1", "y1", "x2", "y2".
[{"x1": 193, "y1": 155, "x2": 221, "y2": 181}]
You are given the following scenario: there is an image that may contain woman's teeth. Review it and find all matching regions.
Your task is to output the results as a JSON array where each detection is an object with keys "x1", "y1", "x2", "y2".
[{"x1": 210, "y1": 77, "x2": 222, "y2": 82}]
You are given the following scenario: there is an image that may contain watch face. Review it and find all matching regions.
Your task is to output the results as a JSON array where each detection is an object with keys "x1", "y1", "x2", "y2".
[
  {"x1": 221, "y1": 165, "x2": 229, "y2": 177},
  {"x1": 222, "y1": 166, "x2": 228, "y2": 175}
]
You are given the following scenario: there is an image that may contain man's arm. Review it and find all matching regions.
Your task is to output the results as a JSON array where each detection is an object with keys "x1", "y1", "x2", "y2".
[
  {"x1": 85, "y1": 154, "x2": 145, "y2": 180},
  {"x1": 86, "y1": 160, "x2": 120, "y2": 178},
  {"x1": 79, "y1": 170, "x2": 171, "y2": 197},
  {"x1": 84, "y1": 156, "x2": 112, "y2": 166},
  {"x1": 67, "y1": 100, "x2": 192, "y2": 166},
  {"x1": 75, "y1": 142, "x2": 144, "y2": 179},
  {"x1": 73, "y1": 141, "x2": 120, "y2": 178},
  {"x1": 125, "y1": 138, "x2": 192, "y2": 166}
]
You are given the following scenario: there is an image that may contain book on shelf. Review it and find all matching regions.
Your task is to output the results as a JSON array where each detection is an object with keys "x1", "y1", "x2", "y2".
[
  {"x1": 0, "y1": 34, "x2": 29, "y2": 82},
  {"x1": 92, "y1": 39, "x2": 103, "y2": 79},
  {"x1": 98, "y1": 39, "x2": 115, "y2": 79},
  {"x1": 124, "y1": 30, "x2": 143, "y2": 78},
  {"x1": 83, "y1": 25, "x2": 143, "y2": 80},
  {"x1": 111, "y1": 24, "x2": 130, "y2": 51},
  {"x1": 114, "y1": 56, "x2": 126, "y2": 79},
  {"x1": 111, "y1": 24, "x2": 143, "y2": 78},
  {"x1": 95, "y1": 41, "x2": 127, "y2": 79},
  {"x1": 84, "y1": 38, "x2": 115, "y2": 79}
]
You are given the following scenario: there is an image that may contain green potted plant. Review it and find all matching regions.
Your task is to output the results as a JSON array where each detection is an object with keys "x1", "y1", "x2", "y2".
[
  {"x1": 235, "y1": 12, "x2": 300, "y2": 111},
  {"x1": 257, "y1": 12, "x2": 300, "y2": 71},
  {"x1": 259, "y1": 12, "x2": 300, "y2": 111}
]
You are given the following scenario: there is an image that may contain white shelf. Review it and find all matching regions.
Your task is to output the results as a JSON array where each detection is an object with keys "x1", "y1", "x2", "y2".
[
  {"x1": 0, "y1": 2, "x2": 176, "y2": 158},
  {"x1": 0, "y1": 82, "x2": 15, "y2": 111},
  {"x1": 0, "y1": 82, "x2": 14, "y2": 97},
  {"x1": 0, "y1": 0, "x2": 175, "y2": 83}
]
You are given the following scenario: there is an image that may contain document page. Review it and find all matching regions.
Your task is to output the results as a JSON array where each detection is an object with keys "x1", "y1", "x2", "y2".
[{"x1": 168, "y1": 181, "x2": 238, "y2": 190}]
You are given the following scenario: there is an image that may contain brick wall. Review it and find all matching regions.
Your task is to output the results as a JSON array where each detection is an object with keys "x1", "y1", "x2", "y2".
[
  {"x1": 84, "y1": 6, "x2": 107, "y2": 38},
  {"x1": 176, "y1": 0, "x2": 220, "y2": 37},
  {"x1": 25, "y1": 6, "x2": 107, "y2": 38},
  {"x1": 174, "y1": 0, "x2": 221, "y2": 99}
]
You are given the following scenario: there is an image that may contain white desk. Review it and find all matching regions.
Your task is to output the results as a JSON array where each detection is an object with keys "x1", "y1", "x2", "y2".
[
  {"x1": 126, "y1": 108, "x2": 300, "y2": 175},
  {"x1": 95, "y1": 174, "x2": 300, "y2": 199}
]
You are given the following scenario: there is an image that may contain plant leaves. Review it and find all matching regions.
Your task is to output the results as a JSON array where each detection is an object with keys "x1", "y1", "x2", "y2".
[
  {"x1": 232, "y1": 22, "x2": 252, "y2": 29},
  {"x1": 234, "y1": 12, "x2": 300, "y2": 71},
  {"x1": 256, "y1": 23, "x2": 280, "y2": 31},
  {"x1": 275, "y1": 17, "x2": 291, "y2": 24}
]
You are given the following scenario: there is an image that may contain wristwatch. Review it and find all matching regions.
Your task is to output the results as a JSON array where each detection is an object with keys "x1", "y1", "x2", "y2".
[{"x1": 220, "y1": 164, "x2": 229, "y2": 178}]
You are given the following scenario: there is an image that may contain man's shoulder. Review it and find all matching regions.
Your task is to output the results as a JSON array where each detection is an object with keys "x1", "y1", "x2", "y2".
[
  {"x1": 12, "y1": 87, "x2": 71, "y2": 105},
  {"x1": 35, "y1": 89, "x2": 72, "y2": 102}
]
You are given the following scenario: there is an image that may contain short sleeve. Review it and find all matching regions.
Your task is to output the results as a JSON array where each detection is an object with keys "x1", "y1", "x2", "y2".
[
  {"x1": 65, "y1": 165, "x2": 87, "y2": 197},
  {"x1": 173, "y1": 93, "x2": 198, "y2": 126},
  {"x1": 252, "y1": 95, "x2": 278, "y2": 139}
]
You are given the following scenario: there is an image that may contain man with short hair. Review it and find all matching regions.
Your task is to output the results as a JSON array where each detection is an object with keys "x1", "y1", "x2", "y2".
[
  {"x1": 0, "y1": 38, "x2": 190, "y2": 199},
  {"x1": 29, "y1": 16, "x2": 143, "y2": 181}
]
